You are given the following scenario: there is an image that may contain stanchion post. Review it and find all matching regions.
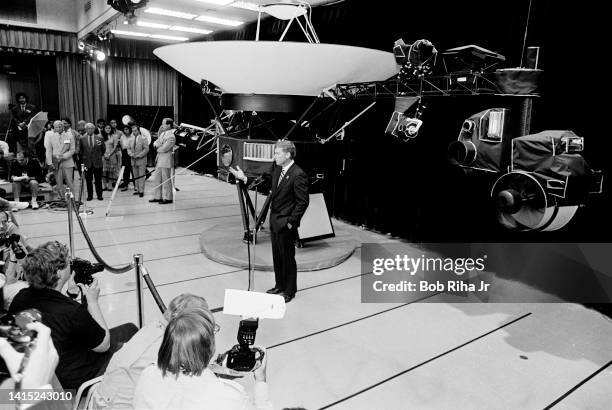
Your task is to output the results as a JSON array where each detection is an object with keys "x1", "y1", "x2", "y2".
[
  {"x1": 134, "y1": 254, "x2": 144, "y2": 329},
  {"x1": 65, "y1": 188, "x2": 75, "y2": 261}
]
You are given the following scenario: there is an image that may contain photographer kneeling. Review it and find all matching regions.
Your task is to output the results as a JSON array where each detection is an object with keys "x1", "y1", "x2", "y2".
[
  {"x1": 133, "y1": 309, "x2": 274, "y2": 410},
  {"x1": 8, "y1": 241, "x2": 137, "y2": 390}
]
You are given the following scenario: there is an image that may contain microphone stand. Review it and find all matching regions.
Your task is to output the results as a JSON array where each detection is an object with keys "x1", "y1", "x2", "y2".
[{"x1": 246, "y1": 176, "x2": 264, "y2": 291}]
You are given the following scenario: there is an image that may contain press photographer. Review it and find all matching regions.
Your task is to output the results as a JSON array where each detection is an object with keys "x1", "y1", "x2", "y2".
[
  {"x1": 94, "y1": 293, "x2": 211, "y2": 409},
  {"x1": 0, "y1": 210, "x2": 30, "y2": 309},
  {"x1": 8, "y1": 241, "x2": 137, "y2": 390},
  {"x1": 133, "y1": 309, "x2": 273, "y2": 410}
]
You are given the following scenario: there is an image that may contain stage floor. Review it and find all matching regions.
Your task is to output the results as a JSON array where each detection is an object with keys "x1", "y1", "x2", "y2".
[
  {"x1": 17, "y1": 170, "x2": 612, "y2": 410},
  {"x1": 200, "y1": 221, "x2": 358, "y2": 271}
]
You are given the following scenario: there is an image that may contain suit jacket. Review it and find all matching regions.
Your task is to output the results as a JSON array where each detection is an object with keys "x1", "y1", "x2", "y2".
[
  {"x1": 80, "y1": 133, "x2": 106, "y2": 169},
  {"x1": 268, "y1": 163, "x2": 309, "y2": 232},
  {"x1": 10, "y1": 103, "x2": 37, "y2": 127},
  {"x1": 129, "y1": 134, "x2": 149, "y2": 166},
  {"x1": 154, "y1": 130, "x2": 175, "y2": 169}
]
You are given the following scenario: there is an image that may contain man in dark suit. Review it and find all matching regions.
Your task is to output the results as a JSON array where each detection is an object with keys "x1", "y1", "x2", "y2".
[
  {"x1": 230, "y1": 140, "x2": 309, "y2": 303},
  {"x1": 80, "y1": 123, "x2": 106, "y2": 201},
  {"x1": 10, "y1": 92, "x2": 38, "y2": 153}
]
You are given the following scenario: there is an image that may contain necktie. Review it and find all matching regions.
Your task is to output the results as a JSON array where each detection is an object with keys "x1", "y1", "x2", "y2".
[
  {"x1": 90, "y1": 135, "x2": 94, "y2": 148},
  {"x1": 278, "y1": 168, "x2": 285, "y2": 187}
]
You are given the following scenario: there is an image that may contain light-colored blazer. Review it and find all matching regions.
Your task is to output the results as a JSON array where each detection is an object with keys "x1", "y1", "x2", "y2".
[
  {"x1": 129, "y1": 134, "x2": 149, "y2": 167},
  {"x1": 154, "y1": 130, "x2": 175, "y2": 169}
]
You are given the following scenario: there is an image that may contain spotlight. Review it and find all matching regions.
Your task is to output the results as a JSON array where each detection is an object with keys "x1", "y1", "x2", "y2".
[{"x1": 95, "y1": 50, "x2": 106, "y2": 61}]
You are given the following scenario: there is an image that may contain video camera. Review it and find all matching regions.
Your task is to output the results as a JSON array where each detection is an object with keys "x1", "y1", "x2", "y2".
[
  {"x1": 0, "y1": 309, "x2": 41, "y2": 382},
  {"x1": 0, "y1": 309, "x2": 41, "y2": 352},
  {"x1": 224, "y1": 318, "x2": 264, "y2": 372},
  {"x1": 0, "y1": 233, "x2": 26, "y2": 260},
  {"x1": 71, "y1": 257, "x2": 104, "y2": 285}
]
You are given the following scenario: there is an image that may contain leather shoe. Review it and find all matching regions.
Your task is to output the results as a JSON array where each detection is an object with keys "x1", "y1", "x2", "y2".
[
  {"x1": 266, "y1": 287, "x2": 282, "y2": 294},
  {"x1": 132, "y1": 192, "x2": 140, "y2": 195},
  {"x1": 160, "y1": 200, "x2": 174, "y2": 204},
  {"x1": 97, "y1": 197, "x2": 103, "y2": 201},
  {"x1": 149, "y1": 199, "x2": 161, "y2": 203},
  {"x1": 87, "y1": 197, "x2": 93, "y2": 201},
  {"x1": 280, "y1": 292, "x2": 295, "y2": 303}
]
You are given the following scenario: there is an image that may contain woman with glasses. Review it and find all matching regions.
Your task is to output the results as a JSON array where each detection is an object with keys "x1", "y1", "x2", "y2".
[{"x1": 133, "y1": 308, "x2": 274, "y2": 410}]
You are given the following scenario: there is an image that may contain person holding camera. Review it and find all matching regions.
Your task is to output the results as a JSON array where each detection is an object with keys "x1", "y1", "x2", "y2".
[
  {"x1": 133, "y1": 309, "x2": 274, "y2": 410},
  {"x1": 0, "y1": 321, "x2": 62, "y2": 410},
  {"x1": 93, "y1": 294, "x2": 210, "y2": 409},
  {"x1": 8, "y1": 241, "x2": 137, "y2": 390},
  {"x1": 0, "y1": 208, "x2": 30, "y2": 310}
]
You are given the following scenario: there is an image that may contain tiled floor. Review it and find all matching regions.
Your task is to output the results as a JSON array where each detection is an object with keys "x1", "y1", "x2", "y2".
[{"x1": 16, "y1": 171, "x2": 612, "y2": 410}]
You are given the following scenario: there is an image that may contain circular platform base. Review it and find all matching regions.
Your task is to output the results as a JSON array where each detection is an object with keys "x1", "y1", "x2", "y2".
[{"x1": 200, "y1": 222, "x2": 358, "y2": 271}]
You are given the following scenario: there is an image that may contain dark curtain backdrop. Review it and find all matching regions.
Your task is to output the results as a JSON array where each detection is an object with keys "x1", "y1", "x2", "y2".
[
  {"x1": 0, "y1": 27, "x2": 77, "y2": 53},
  {"x1": 56, "y1": 55, "x2": 178, "y2": 126},
  {"x1": 195, "y1": 0, "x2": 610, "y2": 241}
]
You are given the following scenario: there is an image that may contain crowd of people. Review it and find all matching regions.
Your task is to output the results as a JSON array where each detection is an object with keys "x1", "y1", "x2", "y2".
[
  {"x1": 2, "y1": 92, "x2": 179, "y2": 208},
  {"x1": 0, "y1": 238, "x2": 280, "y2": 410},
  {"x1": 0, "y1": 93, "x2": 315, "y2": 409}
]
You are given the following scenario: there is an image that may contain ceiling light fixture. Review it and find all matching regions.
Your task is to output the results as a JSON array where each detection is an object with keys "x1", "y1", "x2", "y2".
[
  {"x1": 195, "y1": 15, "x2": 244, "y2": 26},
  {"x1": 144, "y1": 7, "x2": 198, "y2": 19},
  {"x1": 230, "y1": 1, "x2": 261, "y2": 12},
  {"x1": 111, "y1": 30, "x2": 189, "y2": 42},
  {"x1": 111, "y1": 29, "x2": 151, "y2": 38},
  {"x1": 170, "y1": 26, "x2": 213, "y2": 35},
  {"x1": 137, "y1": 20, "x2": 171, "y2": 29},
  {"x1": 150, "y1": 34, "x2": 190, "y2": 41}
]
